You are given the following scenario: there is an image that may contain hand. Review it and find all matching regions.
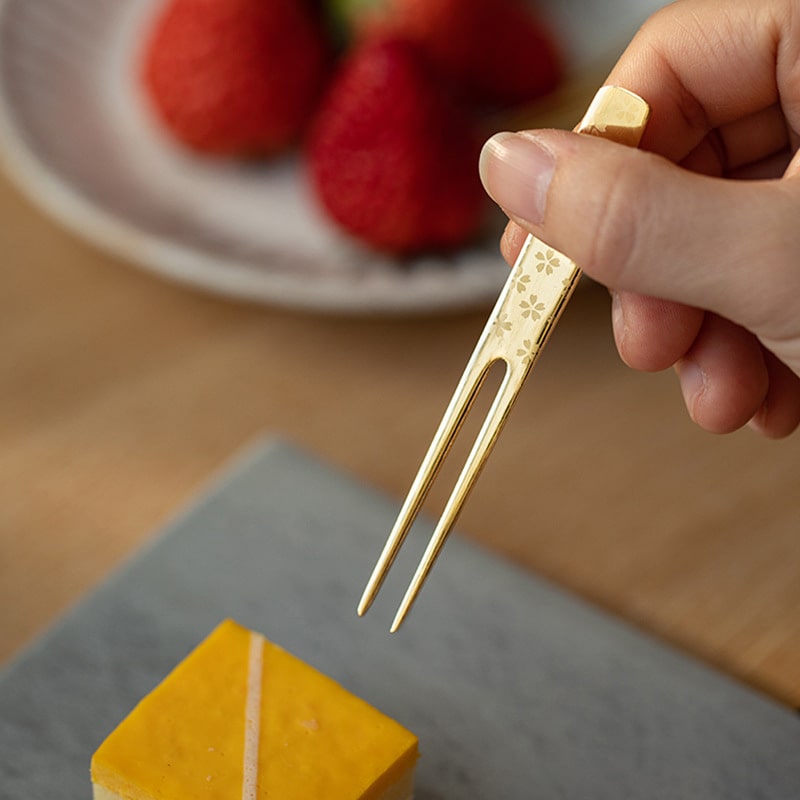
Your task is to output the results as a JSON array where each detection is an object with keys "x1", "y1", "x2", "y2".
[{"x1": 479, "y1": 0, "x2": 800, "y2": 437}]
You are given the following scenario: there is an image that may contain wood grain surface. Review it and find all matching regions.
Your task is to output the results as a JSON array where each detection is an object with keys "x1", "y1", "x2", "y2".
[{"x1": 2, "y1": 168, "x2": 799, "y2": 707}]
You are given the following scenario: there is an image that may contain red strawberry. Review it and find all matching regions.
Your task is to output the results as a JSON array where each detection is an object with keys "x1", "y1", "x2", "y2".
[
  {"x1": 141, "y1": 0, "x2": 331, "y2": 156},
  {"x1": 307, "y1": 36, "x2": 487, "y2": 255},
  {"x1": 335, "y1": 0, "x2": 563, "y2": 108}
]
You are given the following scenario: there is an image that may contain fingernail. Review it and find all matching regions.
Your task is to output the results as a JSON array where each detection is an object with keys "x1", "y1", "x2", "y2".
[
  {"x1": 676, "y1": 359, "x2": 706, "y2": 419},
  {"x1": 747, "y1": 403, "x2": 768, "y2": 434},
  {"x1": 479, "y1": 132, "x2": 555, "y2": 225},
  {"x1": 611, "y1": 291, "x2": 626, "y2": 348}
]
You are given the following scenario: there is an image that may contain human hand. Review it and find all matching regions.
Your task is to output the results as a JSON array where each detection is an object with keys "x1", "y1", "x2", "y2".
[{"x1": 478, "y1": 0, "x2": 800, "y2": 437}]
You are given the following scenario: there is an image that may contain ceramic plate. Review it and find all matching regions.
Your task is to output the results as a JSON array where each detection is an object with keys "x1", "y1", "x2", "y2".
[{"x1": 0, "y1": 0, "x2": 666, "y2": 313}]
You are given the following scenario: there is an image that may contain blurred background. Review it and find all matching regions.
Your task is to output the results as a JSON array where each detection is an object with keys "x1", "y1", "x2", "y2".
[{"x1": 2, "y1": 0, "x2": 799, "y2": 710}]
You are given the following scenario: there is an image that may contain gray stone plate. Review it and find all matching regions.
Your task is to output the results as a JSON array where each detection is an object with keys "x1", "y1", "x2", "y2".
[{"x1": 2, "y1": 438, "x2": 799, "y2": 798}]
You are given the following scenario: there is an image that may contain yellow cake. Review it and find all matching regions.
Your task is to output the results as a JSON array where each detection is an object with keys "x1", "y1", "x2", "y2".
[{"x1": 91, "y1": 620, "x2": 418, "y2": 799}]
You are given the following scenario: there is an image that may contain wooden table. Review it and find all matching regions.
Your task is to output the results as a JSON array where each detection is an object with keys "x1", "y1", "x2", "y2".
[{"x1": 2, "y1": 167, "x2": 799, "y2": 708}]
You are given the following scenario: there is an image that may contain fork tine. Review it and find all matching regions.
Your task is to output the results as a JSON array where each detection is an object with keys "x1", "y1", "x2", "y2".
[
  {"x1": 357, "y1": 354, "x2": 496, "y2": 616},
  {"x1": 361, "y1": 231, "x2": 579, "y2": 626},
  {"x1": 360, "y1": 86, "x2": 651, "y2": 631},
  {"x1": 389, "y1": 362, "x2": 522, "y2": 631}
]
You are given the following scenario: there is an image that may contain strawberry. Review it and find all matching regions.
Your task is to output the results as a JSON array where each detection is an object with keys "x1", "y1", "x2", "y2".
[
  {"x1": 141, "y1": 0, "x2": 331, "y2": 156},
  {"x1": 306, "y1": 36, "x2": 487, "y2": 255},
  {"x1": 332, "y1": 0, "x2": 563, "y2": 108}
]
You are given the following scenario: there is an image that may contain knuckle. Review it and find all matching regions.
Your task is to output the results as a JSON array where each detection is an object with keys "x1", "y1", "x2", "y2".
[{"x1": 631, "y1": 7, "x2": 713, "y2": 136}]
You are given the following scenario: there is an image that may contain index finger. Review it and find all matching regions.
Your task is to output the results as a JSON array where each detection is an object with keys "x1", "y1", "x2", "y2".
[{"x1": 606, "y1": 0, "x2": 792, "y2": 161}]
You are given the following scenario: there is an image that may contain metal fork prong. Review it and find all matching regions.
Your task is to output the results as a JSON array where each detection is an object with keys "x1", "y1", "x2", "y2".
[
  {"x1": 359, "y1": 86, "x2": 651, "y2": 630},
  {"x1": 389, "y1": 363, "x2": 521, "y2": 632},
  {"x1": 357, "y1": 357, "x2": 494, "y2": 617}
]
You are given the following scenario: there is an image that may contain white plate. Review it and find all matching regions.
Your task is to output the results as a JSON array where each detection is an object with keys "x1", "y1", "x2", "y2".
[{"x1": 0, "y1": 0, "x2": 666, "y2": 314}]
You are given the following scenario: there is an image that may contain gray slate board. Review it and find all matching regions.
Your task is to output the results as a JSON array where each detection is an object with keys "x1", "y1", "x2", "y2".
[{"x1": 1, "y1": 438, "x2": 799, "y2": 799}]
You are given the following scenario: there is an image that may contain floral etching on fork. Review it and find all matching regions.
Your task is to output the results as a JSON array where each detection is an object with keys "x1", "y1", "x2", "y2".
[
  {"x1": 492, "y1": 313, "x2": 513, "y2": 340},
  {"x1": 514, "y1": 274, "x2": 531, "y2": 293},
  {"x1": 516, "y1": 339, "x2": 534, "y2": 367},
  {"x1": 520, "y1": 295, "x2": 545, "y2": 321},
  {"x1": 535, "y1": 249, "x2": 561, "y2": 275},
  {"x1": 493, "y1": 244, "x2": 569, "y2": 347}
]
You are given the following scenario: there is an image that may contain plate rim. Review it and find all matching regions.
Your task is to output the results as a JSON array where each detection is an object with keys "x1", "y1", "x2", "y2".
[{"x1": 0, "y1": 0, "x2": 509, "y2": 315}]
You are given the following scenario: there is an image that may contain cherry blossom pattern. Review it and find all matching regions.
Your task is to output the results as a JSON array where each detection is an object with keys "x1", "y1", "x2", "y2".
[
  {"x1": 514, "y1": 273, "x2": 532, "y2": 293},
  {"x1": 520, "y1": 294, "x2": 545, "y2": 321},
  {"x1": 516, "y1": 339, "x2": 535, "y2": 367},
  {"x1": 492, "y1": 313, "x2": 513, "y2": 340},
  {"x1": 535, "y1": 249, "x2": 560, "y2": 275}
]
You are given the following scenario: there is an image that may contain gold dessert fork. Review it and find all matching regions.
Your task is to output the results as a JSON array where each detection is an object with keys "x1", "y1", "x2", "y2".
[{"x1": 359, "y1": 86, "x2": 651, "y2": 632}]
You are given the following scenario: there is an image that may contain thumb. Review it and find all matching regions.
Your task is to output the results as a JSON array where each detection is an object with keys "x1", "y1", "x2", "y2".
[{"x1": 478, "y1": 129, "x2": 800, "y2": 347}]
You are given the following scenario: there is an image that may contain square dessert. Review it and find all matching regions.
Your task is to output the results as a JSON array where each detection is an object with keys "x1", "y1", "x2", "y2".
[{"x1": 91, "y1": 619, "x2": 418, "y2": 799}]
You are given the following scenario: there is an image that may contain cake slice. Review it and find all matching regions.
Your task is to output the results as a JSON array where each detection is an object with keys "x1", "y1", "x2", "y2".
[{"x1": 91, "y1": 619, "x2": 418, "y2": 799}]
